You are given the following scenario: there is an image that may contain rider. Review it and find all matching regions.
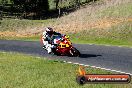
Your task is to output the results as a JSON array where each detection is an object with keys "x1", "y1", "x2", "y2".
[{"x1": 42, "y1": 27, "x2": 62, "y2": 54}]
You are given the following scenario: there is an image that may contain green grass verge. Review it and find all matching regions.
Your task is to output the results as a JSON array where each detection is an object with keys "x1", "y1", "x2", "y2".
[
  {"x1": 69, "y1": 21, "x2": 132, "y2": 47},
  {"x1": 0, "y1": 52, "x2": 132, "y2": 88}
]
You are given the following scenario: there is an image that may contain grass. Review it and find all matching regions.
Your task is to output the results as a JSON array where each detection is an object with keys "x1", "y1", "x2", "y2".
[
  {"x1": 1, "y1": 21, "x2": 131, "y2": 47},
  {"x1": 97, "y1": 3, "x2": 132, "y2": 18},
  {"x1": 0, "y1": 18, "x2": 55, "y2": 32},
  {"x1": 61, "y1": 1, "x2": 132, "y2": 47},
  {"x1": 0, "y1": 51, "x2": 132, "y2": 88},
  {"x1": 69, "y1": 21, "x2": 132, "y2": 47},
  {"x1": 0, "y1": 0, "x2": 132, "y2": 48}
]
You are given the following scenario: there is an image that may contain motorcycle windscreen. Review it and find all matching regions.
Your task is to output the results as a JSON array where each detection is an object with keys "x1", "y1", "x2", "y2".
[{"x1": 53, "y1": 35, "x2": 62, "y2": 44}]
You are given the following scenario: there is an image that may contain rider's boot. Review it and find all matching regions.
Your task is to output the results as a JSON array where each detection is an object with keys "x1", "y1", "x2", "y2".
[
  {"x1": 47, "y1": 46, "x2": 52, "y2": 54},
  {"x1": 42, "y1": 46, "x2": 46, "y2": 49}
]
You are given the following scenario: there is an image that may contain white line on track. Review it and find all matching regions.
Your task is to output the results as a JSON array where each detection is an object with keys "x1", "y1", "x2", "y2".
[
  {"x1": 87, "y1": 44, "x2": 132, "y2": 49},
  {"x1": 63, "y1": 61, "x2": 132, "y2": 75},
  {"x1": 36, "y1": 57, "x2": 41, "y2": 59},
  {"x1": 2, "y1": 52, "x2": 6, "y2": 53}
]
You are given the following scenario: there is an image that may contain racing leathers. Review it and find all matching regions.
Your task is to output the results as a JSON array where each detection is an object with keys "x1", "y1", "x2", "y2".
[{"x1": 42, "y1": 31, "x2": 62, "y2": 54}]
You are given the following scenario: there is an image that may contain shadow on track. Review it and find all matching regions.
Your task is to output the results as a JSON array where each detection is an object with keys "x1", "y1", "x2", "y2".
[{"x1": 79, "y1": 54, "x2": 102, "y2": 58}]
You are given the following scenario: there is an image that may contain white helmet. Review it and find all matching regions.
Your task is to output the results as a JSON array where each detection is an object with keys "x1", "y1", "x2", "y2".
[{"x1": 45, "y1": 27, "x2": 54, "y2": 35}]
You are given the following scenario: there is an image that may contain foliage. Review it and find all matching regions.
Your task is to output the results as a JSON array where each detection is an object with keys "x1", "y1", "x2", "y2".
[
  {"x1": 0, "y1": 0, "x2": 97, "y2": 19},
  {"x1": 1, "y1": 52, "x2": 132, "y2": 88}
]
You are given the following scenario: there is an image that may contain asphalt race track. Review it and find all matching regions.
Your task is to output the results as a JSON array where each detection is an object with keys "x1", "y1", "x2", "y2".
[{"x1": 0, "y1": 40, "x2": 132, "y2": 75}]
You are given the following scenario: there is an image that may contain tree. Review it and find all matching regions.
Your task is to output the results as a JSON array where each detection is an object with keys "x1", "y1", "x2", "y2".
[
  {"x1": 54, "y1": 0, "x2": 60, "y2": 10},
  {"x1": 13, "y1": 0, "x2": 49, "y2": 18}
]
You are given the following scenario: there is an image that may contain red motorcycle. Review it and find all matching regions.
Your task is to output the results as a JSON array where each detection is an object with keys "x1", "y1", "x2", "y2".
[{"x1": 41, "y1": 35, "x2": 80, "y2": 57}]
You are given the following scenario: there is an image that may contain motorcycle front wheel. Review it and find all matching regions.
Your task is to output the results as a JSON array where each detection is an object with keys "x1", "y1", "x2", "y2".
[{"x1": 69, "y1": 47, "x2": 80, "y2": 57}]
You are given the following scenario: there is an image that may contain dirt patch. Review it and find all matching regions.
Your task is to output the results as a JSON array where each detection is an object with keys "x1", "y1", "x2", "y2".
[
  {"x1": 0, "y1": 30, "x2": 41, "y2": 38},
  {"x1": 54, "y1": 18, "x2": 132, "y2": 33},
  {"x1": 0, "y1": 0, "x2": 131, "y2": 38},
  {"x1": 0, "y1": 18, "x2": 131, "y2": 38}
]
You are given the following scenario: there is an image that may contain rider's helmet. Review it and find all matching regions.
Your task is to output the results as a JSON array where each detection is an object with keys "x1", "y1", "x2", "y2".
[{"x1": 45, "y1": 27, "x2": 54, "y2": 35}]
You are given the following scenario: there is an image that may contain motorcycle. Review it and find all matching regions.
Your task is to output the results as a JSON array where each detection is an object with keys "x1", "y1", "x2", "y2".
[{"x1": 41, "y1": 35, "x2": 80, "y2": 57}]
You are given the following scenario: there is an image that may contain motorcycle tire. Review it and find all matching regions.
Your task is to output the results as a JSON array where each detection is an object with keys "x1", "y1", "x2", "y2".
[{"x1": 69, "y1": 47, "x2": 80, "y2": 57}]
